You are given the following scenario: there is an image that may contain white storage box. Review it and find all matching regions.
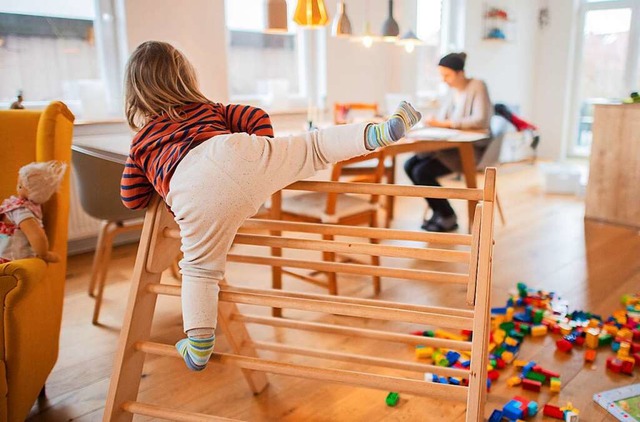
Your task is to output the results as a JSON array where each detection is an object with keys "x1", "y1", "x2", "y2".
[{"x1": 539, "y1": 163, "x2": 582, "y2": 195}]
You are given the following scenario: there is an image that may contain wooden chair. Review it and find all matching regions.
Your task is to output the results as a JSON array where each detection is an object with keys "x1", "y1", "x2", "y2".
[
  {"x1": 71, "y1": 145, "x2": 145, "y2": 324},
  {"x1": 275, "y1": 150, "x2": 386, "y2": 297},
  {"x1": 103, "y1": 168, "x2": 497, "y2": 422},
  {"x1": 333, "y1": 102, "x2": 397, "y2": 228}
]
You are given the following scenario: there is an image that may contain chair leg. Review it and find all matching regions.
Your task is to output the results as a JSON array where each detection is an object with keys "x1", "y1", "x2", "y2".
[
  {"x1": 323, "y1": 233, "x2": 338, "y2": 295},
  {"x1": 92, "y1": 222, "x2": 118, "y2": 325},
  {"x1": 496, "y1": 193, "x2": 506, "y2": 226},
  {"x1": 385, "y1": 157, "x2": 396, "y2": 228},
  {"x1": 369, "y1": 212, "x2": 382, "y2": 295},
  {"x1": 88, "y1": 220, "x2": 110, "y2": 297}
]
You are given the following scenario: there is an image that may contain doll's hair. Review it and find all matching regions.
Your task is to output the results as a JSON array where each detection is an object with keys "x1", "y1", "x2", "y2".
[
  {"x1": 18, "y1": 161, "x2": 67, "y2": 204},
  {"x1": 124, "y1": 41, "x2": 211, "y2": 131}
]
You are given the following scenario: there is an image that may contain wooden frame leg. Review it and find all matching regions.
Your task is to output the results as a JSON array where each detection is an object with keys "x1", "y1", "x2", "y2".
[
  {"x1": 103, "y1": 200, "x2": 178, "y2": 422},
  {"x1": 270, "y1": 192, "x2": 283, "y2": 317},
  {"x1": 384, "y1": 156, "x2": 396, "y2": 228},
  {"x1": 88, "y1": 220, "x2": 110, "y2": 297},
  {"x1": 458, "y1": 144, "x2": 478, "y2": 233}
]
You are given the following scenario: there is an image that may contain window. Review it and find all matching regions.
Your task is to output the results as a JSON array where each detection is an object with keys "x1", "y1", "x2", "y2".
[
  {"x1": 415, "y1": 0, "x2": 444, "y2": 103},
  {"x1": 0, "y1": 0, "x2": 122, "y2": 119},
  {"x1": 569, "y1": 0, "x2": 640, "y2": 156},
  {"x1": 225, "y1": 0, "x2": 306, "y2": 110}
]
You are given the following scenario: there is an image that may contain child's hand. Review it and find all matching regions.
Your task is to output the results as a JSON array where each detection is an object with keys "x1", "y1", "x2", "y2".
[{"x1": 43, "y1": 251, "x2": 60, "y2": 263}]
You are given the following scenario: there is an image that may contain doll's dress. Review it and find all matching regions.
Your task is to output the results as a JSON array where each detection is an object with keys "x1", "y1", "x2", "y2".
[{"x1": 0, "y1": 196, "x2": 43, "y2": 263}]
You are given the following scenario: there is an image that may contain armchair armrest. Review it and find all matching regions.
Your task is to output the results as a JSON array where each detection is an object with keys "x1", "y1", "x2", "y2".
[{"x1": 0, "y1": 258, "x2": 48, "y2": 307}]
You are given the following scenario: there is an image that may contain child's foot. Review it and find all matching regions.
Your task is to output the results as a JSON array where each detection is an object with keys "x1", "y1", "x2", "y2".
[
  {"x1": 175, "y1": 335, "x2": 215, "y2": 371},
  {"x1": 366, "y1": 101, "x2": 422, "y2": 149}
]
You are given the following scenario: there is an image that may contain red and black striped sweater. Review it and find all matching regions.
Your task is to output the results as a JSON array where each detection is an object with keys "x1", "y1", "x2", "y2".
[{"x1": 121, "y1": 102, "x2": 274, "y2": 210}]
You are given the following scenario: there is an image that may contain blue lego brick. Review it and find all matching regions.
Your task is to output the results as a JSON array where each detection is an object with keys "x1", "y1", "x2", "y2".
[{"x1": 488, "y1": 409, "x2": 503, "y2": 422}]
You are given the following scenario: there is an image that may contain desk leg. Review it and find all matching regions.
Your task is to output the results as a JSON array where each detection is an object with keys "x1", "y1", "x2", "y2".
[{"x1": 458, "y1": 144, "x2": 477, "y2": 233}]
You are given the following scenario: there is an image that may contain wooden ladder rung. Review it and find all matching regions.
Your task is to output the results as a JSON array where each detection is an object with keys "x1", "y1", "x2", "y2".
[
  {"x1": 240, "y1": 219, "x2": 474, "y2": 245},
  {"x1": 233, "y1": 314, "x2": 473, "y2": 351},
  {"x1": 146, "y1": 284, "x2": 475, "y2": 330},
  {"x1": 136, "y1": 341, "x2": 469, "y2": 402},
  {"x1": 227, "y1": 254, "x2": 470, "y2": 284},
  {"x1": 234, "y1": 234, "x2": 470, "y2": 263},
  {"x1": 286, "y1": 180, "x2": 484, "y2": 201},
  {"x1": 123, "y1": 400, "x2": 243, "y2": 421},
  {"x1": 249, "y1": 340, "x2": 470, "y2": 379}
]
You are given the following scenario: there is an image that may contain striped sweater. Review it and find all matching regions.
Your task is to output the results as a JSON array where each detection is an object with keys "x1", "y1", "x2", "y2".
[{"x1": 121, "y1": 102, "x2": 274, "y2": 210}]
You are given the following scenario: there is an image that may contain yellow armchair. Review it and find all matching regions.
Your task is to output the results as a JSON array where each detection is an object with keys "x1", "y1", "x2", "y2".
[{"x1": 0, "y1": 102, "x2": 74, "y2": 422}]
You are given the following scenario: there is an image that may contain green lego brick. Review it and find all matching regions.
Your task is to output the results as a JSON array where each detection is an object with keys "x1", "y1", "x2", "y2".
[{"x1": 386, "y1": 392, "x2": 399, "y2": 407}]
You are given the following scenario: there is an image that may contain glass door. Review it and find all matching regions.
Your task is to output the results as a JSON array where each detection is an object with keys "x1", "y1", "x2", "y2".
[{"x1": 569, "y1": 0, "x2": 640, "y2": 156}]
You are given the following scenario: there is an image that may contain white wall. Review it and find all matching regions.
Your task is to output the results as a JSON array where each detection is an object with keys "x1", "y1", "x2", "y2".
[
  {"x1": 120, "y1": 0, "x2": 229, "y2": 102},
  {"x1": 531, "y1": 0, "x2": 579, "y2": 160},
  {"x1": 462, "y1": 0, "x2": 538, "y2": 118}
]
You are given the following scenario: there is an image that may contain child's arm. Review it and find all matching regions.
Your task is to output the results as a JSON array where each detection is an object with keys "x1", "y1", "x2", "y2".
[
  {"x1": 121, "y1": 155, "x2": 154, "y2": 209},
  {"x1": 19, "y1": 218, "x2": 59, "y2": 262},
  {"x1": 223, "y1": 104, "x2": 274, "y2": 137}
]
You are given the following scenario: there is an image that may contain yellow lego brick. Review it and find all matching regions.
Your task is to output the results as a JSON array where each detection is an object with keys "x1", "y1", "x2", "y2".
[
  {"x1": 617, "y1": 328, "x2": 633, "y2": 341},
  {"x1": 434, "y1": 329, "x2": 465, "y2": 341},
  {"x1": 513, "y1": 359, "x2": 527, "y2": 369},
  {"x1": 505, "y1": 337, "x2": 519, "y2": 347},
  {"x1": 588, "y1": 318, "x2": 600, "y2": 328},
  {"x1": 559, "y1": 323, "x2": 573, "y2": 336},
  {"x1": 604, "y1": 324, "x2": 619, "y2": 336},
  {"x1": 531, "y1": 325, "x2": 548, "y2": 337},
  {"x1": 501, "y1": 351, "x2": 515, "y2": 364},
  {"x1": 550, "y1": 378, "x2": 561, "y2": 393},
  {"x1": 618, "y1": 342, "x2": 631, "y2": 358},
  {"x1": 415, "y1": 346, "x2": 434, "y2": 359},
  {"x1": 507, "y1": 376, "x2": 522, "y2": 387},
  {"x1": 506, "y1": 307, "x2": 514, "y2": 322}
]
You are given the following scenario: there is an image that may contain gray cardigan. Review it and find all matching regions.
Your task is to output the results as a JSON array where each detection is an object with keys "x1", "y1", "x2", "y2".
[{"x1": 434, "y1": 79, "x2": 493, "y2": 172}]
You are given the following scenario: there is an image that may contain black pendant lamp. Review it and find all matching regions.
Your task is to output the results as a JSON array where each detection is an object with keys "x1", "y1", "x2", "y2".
[{"x1": 381, "y1": 0, "x2": 399, "y2": 41}]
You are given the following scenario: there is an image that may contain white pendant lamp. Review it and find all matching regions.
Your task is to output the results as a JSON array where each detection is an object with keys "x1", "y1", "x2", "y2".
[
  {"x1": 397, "y1": 29, "x2": 422, "y2": 53},
  {"x1": 332, "y1": 1, "x2": 352, "y2": 37}
]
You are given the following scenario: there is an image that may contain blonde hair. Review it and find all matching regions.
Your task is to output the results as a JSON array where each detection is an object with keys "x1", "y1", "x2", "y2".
[
  {"x1": 19, "y1": 161, "x2": 67, "y2": 204},
  {"x1": 124, "y1": 41, "x2": 211, "y2": 130}
]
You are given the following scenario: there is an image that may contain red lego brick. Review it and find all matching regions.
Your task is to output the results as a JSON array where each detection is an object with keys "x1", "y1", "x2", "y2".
[
  {"x1": 632, "y1": 329, "x2": 640, "y2": 341},
  {"x1": 556, "y1": 339, "x2": 573, "y2": 353},
  {"x1": 607, "y1": 356, "x2": 622, "y2": 373},
  {"x1": 488, "y1": 369, "x2": 500, "y2": 382},
  {"x1": 513, "y1": 395, "x2": 531, "y2": 418},
  {"x1": 621, "y1": 360, "x2": 635, "y2": 375},
  {"x1": 543, "y1": 404, "x2": 565, "y2": 419},
  {"x1": 540, "y1": 367, "x2": 560, "y2": 379},
  {"x1": 631, "y1": 342, "x2": 640, "y2": 353},
  {"x1": 633, "y1": 353, "x2": 640, "y2": 365},
  {"x1": 522, "y1": 379, "x2": 542, "y2": 392},
  {"x1": 575, "y1": 336, "x2": 585, "y2": 346}
]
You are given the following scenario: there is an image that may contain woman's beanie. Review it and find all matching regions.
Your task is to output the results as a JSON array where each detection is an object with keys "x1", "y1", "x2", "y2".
[{"x1": 438, "y1": 52, "x2": 467, "y2": 71}]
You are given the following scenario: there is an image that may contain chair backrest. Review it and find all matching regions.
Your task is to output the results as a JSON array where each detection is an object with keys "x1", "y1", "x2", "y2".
[
  {"x1": 71, "y1": 145, "x2": 145, "y2": 222},
  {"x1": 476, "y1": 115, "x2": 511, "y2": 171},
  {"x1": 324, "y1": 150, "x2": 387, "y2": 215},
  {"x1": 334, "y1": 103, "x2": 379, "y2": 125}
]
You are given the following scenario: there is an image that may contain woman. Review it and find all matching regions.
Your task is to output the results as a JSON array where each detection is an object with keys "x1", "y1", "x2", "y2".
[{"x1": 404, "y1": 52, "x2": 492, "y2": 232}]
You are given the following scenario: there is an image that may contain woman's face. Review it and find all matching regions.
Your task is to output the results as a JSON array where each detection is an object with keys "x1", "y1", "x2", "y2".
[{"x1": 438, "y1": 66, "x2": 464, "y2": 88}]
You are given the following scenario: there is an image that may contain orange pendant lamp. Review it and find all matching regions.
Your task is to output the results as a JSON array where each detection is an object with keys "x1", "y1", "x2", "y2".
[{"x1": 293, "y1": 0, "x2": 329, "y2": 27}]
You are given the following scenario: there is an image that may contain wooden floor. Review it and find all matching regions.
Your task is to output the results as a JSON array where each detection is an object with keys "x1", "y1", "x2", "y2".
[{"x1": 27, "y1": 163, "x2": 639, "y2": 421}]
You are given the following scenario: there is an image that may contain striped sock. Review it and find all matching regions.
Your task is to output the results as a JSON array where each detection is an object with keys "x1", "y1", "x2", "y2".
[
  {"x1": 365, "y1": 101, "x2": 422, "y2": 150},
  {"x1": 175, "y1": 334, "x2": 215, "y2": 371}
]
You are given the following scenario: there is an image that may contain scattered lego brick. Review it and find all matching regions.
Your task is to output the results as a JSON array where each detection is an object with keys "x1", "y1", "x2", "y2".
[{"x1": 385, "y1": 392, "x2": 399, "y2": 407}]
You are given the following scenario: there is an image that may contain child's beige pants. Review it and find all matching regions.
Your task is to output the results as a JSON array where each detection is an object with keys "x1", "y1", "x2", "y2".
[{"x1": 166, "y1": 123, "x2": 369, "y2": 332}]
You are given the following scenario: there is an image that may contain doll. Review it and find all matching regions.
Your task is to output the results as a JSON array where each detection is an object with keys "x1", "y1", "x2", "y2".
[{"x1": 0, "y1": 161, "x2": 67, "y2": 264}]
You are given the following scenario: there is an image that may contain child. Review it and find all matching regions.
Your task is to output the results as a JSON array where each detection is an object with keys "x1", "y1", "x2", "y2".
[
  {"x1": 121, "y1": 41, "x2": 421, "y2": 371},
  {"x1": 0, "y1": 161, "x2": 67, "y2": 264}
]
